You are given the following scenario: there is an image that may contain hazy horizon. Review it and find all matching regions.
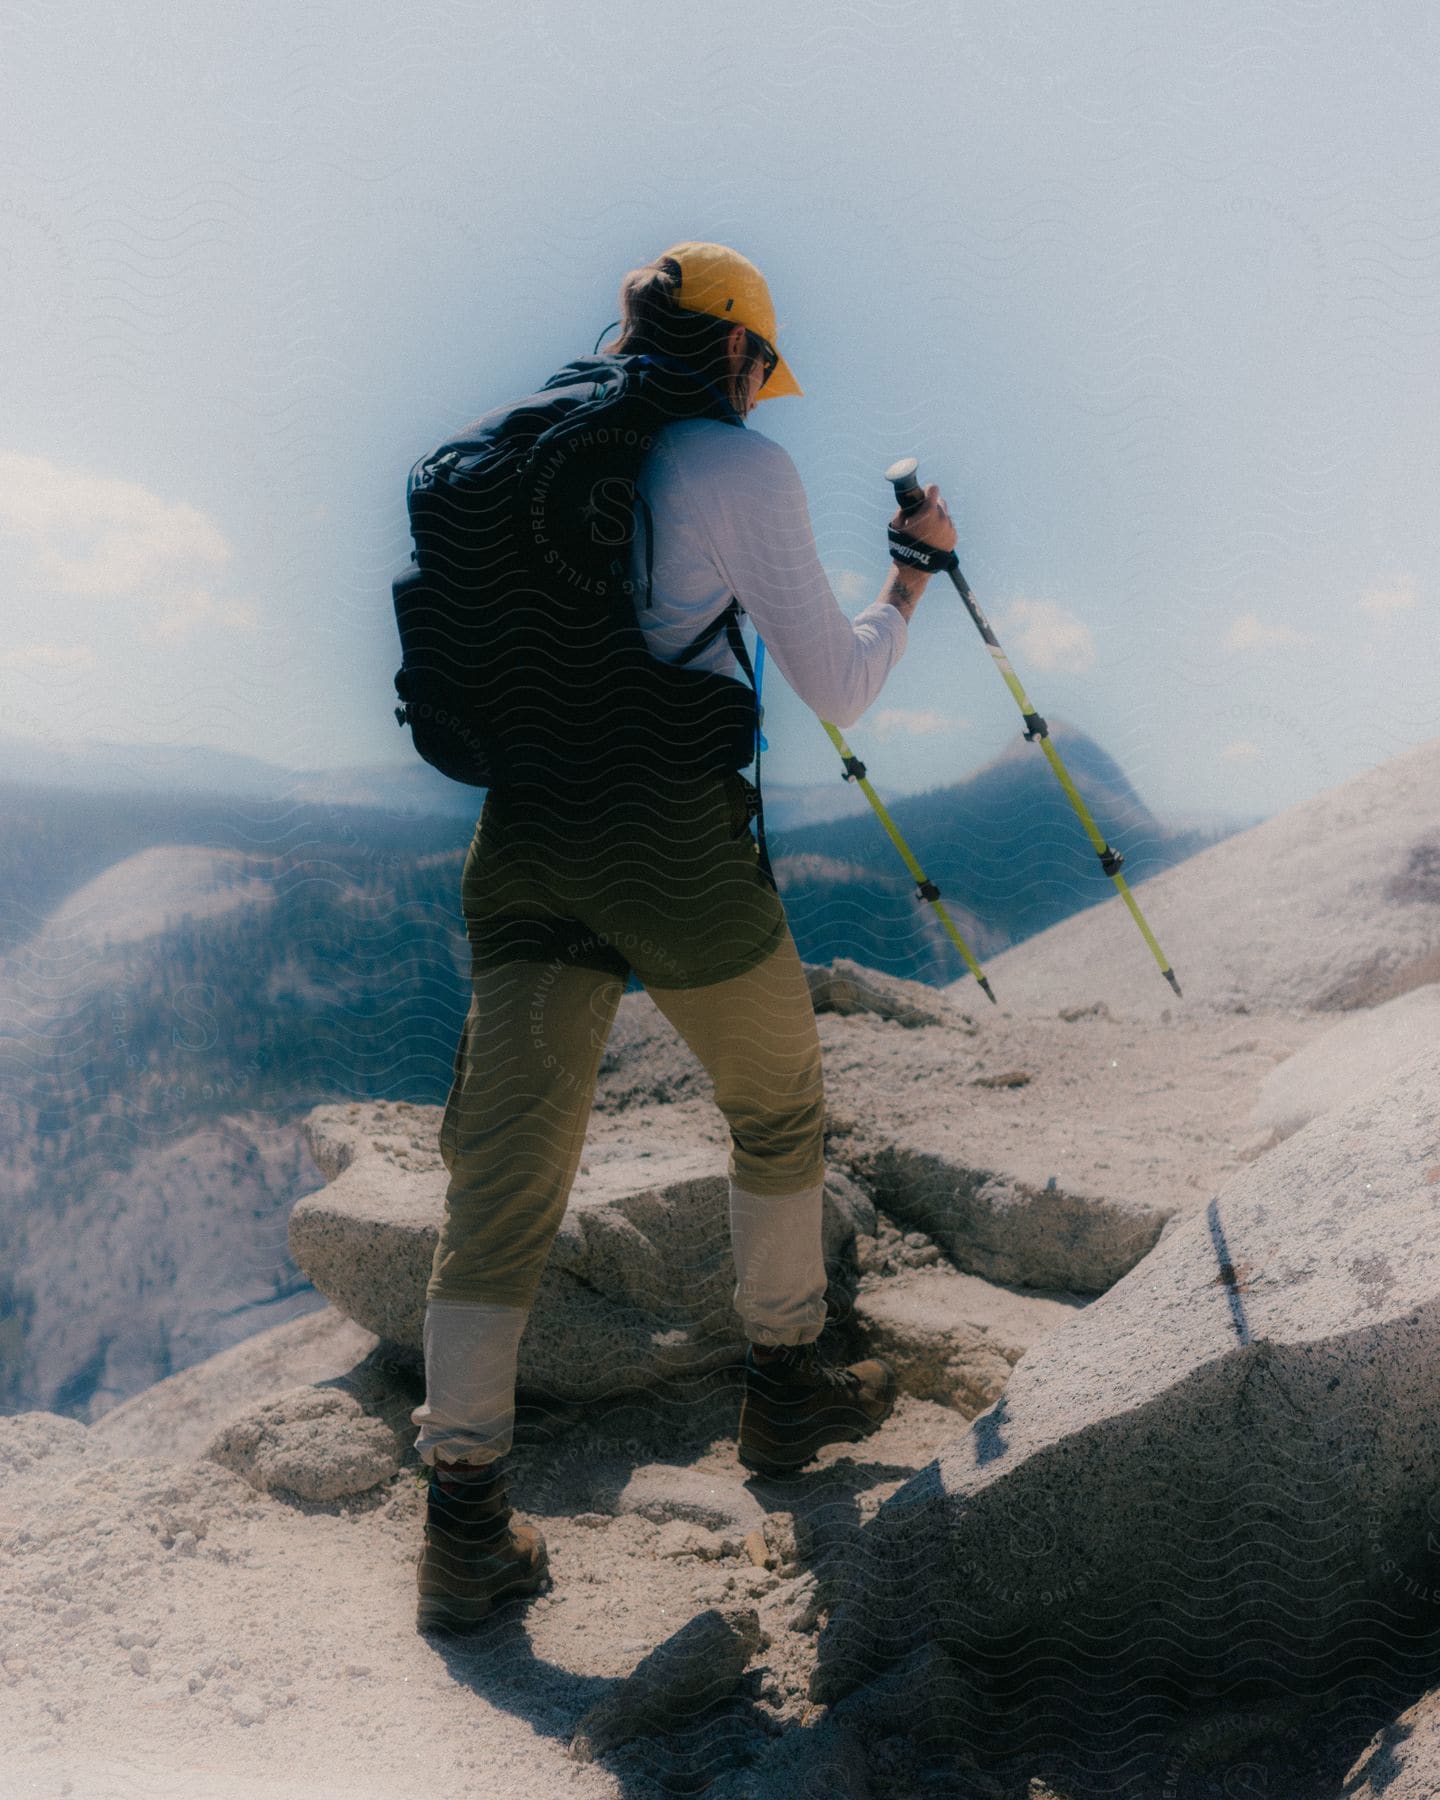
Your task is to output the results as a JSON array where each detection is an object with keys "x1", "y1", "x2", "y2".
[
  {"x1": 0, "y1": 717, "x2": 1270, "y2": 834},
  {"x1": 3, "y1": 2, "x2": 1437, "y2": 822}
]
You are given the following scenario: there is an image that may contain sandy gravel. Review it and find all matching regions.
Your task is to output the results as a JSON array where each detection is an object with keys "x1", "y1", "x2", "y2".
[{"x1": 3, "y1": 1371, "x2": 959, "y2": 1799}]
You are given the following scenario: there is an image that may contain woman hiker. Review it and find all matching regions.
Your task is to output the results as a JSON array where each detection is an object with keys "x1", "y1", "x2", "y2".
[{"x1": 410, "y1": 241, "x2": 958, "y2": 1633}]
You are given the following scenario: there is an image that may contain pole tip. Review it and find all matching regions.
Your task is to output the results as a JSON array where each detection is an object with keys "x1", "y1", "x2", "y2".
[
  {"x1": 1164, "y1": 968, "x2": 1182, "y2": 999},
  {"x1": 978, "y1": 976, "x2": 997, "y2": 1004}
]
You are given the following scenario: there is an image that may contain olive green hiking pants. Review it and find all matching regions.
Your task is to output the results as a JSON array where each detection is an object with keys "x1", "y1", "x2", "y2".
[{"x1": 410, "y1": 770, "x2": 831, "y2": 1468}]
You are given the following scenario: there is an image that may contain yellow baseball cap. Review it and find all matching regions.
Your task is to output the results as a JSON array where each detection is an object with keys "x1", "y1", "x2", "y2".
[{"x1": 661, "y1": 240, "x2": 804, "y2": 400}]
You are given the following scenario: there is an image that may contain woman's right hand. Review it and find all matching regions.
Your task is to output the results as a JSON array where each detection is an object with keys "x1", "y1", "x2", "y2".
[{"x1": 889, "y1": 483, "x2": 957, "y2": 555}]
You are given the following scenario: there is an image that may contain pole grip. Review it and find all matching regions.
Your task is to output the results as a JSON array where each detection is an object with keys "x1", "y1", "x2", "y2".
[{"x1": 884, "y1": 456, "x2": 925, "y2": 517}]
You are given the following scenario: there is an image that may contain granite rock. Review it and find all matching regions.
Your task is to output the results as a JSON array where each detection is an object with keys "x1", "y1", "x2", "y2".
[
  {"x1": 204, "y1": 1385, "x2": 403, "y2": 1501},
  {"x1": 854, "y1": 1131, "x2": 1171, "y2": 1293},
  {"x1": 854, "y1": 1268, "x2": 1085, "y2": 1414},
  {"x1": 291, "y1": 1102, "x2": 874, "y2": 1401},
  {"x1": 814, "y1": 1044, "x2": 1440, "y2": 1760}
]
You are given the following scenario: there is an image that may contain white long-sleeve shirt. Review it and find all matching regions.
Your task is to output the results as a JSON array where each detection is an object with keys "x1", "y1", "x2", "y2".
[{"x1": 628, "y1": 418, "x2": 907, "y2": 730}]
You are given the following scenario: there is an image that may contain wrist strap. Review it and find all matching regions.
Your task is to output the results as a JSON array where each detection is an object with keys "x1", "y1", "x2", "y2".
[{"x1": 888, "y1": 526, "x2": 958, "y2": 574}]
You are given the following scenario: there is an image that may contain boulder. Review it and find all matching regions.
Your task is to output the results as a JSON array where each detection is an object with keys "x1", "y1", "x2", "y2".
[
  {"x1": 204, "y1": 1386, "x2": 403, "y2": 1501},
  {"x1": 291, "y1": 1101, "x2": 875, "y2": 1402},
  {"x1": 570, "y1": 1605, "x2": 764, "y2": 1762},
  {"x1": 290, "y1": 1102, "x2": 450, "y2": 1348},
  {"x1": 853, "y1": 1269, "x2": 1086, "y2": 1414},
  {"x1": 854, "y1": 1131, "x2": 1172, "y2": 1293},
  {"x1": 1252, "y1": 983, "x2": 1440, "y2": 1143},
  {"x1": 90, "y1": 1307, "x2": 378, "y2": 1462},
  {"x1": 814, "y1": 1043, "x2": 1440, "y2": 1758},
  {"x1": 602, "y1": 1463, "x2": 766, "y2": 1537},
  {"x1": 803, "y1": 959, "x2": 959, "y2": 1030},
  {"x1": 1346, "y1": 1683, "x2": 1440, "y2": 1797}
]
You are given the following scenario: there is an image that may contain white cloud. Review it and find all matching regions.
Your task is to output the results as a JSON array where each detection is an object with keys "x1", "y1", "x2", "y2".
[
  {"x1": 1359, "y1": 574, "x2": 1418, "y2": 616},
  {"x1": 1221, "y1": 739, "x2": 1260, "y2": 761},
  {"x1": 150, "y1": 588, "x2": 261, "y2": 640},
  {"x1": 1225, "y1": 612, "x2": 1306, "y2": 652},
  {"x1": 0, "y1": 641, "x2": 98, "y2": 672},
  {"x1": 0, "y1": 452, "x2": 255, "y2": 638},
  {"x1": 1000, "y1": 597, "x2": 1096, "y2": 673},
  {"x1": 869, "y1": 708, "x2": 969, "y2": 742}
]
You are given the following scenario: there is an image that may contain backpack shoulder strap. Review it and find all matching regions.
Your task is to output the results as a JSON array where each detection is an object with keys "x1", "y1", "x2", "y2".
[
  {"x1": 673, "y1": 596, "x2": 746, "y2": 671},
  {"x1": 721, "y1": 604, "x2": 755, "y2": 688},
  {"x1": 670, "y1": 600, "x2": 774, "y2": 890}
]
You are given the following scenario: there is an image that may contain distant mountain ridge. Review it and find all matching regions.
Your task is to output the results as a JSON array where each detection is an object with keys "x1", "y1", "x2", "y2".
[
  {"x1": 772, "y1": 719, "x2": 1225, "y2": 980},
  {"x1": 0, "y1": 781, "x2": 469, "y2": 956},
  {"x1": 967, "y1": 734, "x2": 1440, "y2": 1019},
  {"x1": 0, "y1": 729, "x2": 872, "y2": 830},
  {"x1": 0, "y1": 728, "x2": 456, "y2": 810}
]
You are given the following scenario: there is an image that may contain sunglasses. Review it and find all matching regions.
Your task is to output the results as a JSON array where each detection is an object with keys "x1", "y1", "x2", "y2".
[{"x1": 744, "y1": 329, "x2": 779, "y2": 385}]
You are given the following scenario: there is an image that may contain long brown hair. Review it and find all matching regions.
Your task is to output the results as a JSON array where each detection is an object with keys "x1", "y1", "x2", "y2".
[{"x1": 601, "y1": 254, "x2": 762, "y2": 418}]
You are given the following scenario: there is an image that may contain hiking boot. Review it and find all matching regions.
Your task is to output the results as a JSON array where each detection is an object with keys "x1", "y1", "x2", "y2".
[
  {"x1": 738, "y1": 1340, "x2": 897, "y2": 1477},
  {"x1": 415, "y1": 1458, "x2": 549, "y2": 1634}
]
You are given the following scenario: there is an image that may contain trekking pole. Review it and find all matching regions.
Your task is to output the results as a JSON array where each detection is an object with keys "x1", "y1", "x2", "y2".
[
  {"x1": 886, "y1": 457, "x2": 1182, "y2": 999},
  {"x1": 819, "y1": 720, "x2": 996, "y2": 1003}
]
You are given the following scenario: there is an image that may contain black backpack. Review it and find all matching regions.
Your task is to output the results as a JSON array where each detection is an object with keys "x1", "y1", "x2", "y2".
[{"x1": 392, "y1": 350, "x2": 761, "y2": 794}]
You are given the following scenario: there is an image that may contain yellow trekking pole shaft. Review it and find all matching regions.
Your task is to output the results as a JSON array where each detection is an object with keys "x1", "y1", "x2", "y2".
[
  {"x1": 885, "y1": 458, "x2": 1181, "y2": 999},
  {"x1": 819, "y1": 719, "x2": 996, "y2": 1003}
]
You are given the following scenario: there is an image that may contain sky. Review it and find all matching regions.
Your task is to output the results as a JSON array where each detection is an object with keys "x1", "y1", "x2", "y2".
[{"x1": 2, "y1": 0, "x2": 1438, "y2": 822}]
